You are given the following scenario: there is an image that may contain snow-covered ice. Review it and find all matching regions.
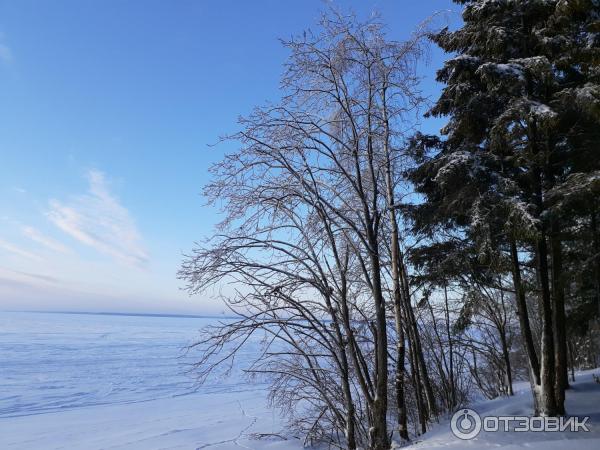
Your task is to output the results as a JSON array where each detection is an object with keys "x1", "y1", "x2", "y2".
[
  {"x1": 1, "y1": 311, "x2": 599, "y2": 449},
  {"x1": 0, "y1": 312, "x2": 302, "y2": 450}
]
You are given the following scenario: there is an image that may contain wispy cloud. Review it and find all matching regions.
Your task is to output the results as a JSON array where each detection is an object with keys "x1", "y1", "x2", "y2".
[
  {"x1": 0, "y1": 267, "x2": 60, "y2": 285},
  {"x1": 21, "y1": 226, "x2": 71, "y2": 254},
  {"x1": 0, "y1": 239, "x2": 42, "y2": 261},
  {"x1": 48, "y1": 170, "x2": 148, "y2": 267}
]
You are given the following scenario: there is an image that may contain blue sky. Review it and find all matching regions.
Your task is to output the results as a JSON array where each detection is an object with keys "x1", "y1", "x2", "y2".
[{"x1": 0, "y1": 0, "x2": 459, "y2": 314}]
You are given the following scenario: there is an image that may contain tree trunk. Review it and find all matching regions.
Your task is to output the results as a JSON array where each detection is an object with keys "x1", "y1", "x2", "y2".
[
  {"x1": 324, "y1": 292, "x2": 358, "y2": 449},
  {"x1": 536, "y1": 234, "x2": 559, "y2": 416},
  {"x1": 592, "y1": 211, "x2": 600, "y2": 317},
  {"x1": 499, "y1": 330, "x2": 514, "y2": 396},
  {"x1": 395, "y1": 321, "x2": 409, "y2": 441},
  {"x1": 345, "y1": 396, "x2": 357, "y2": 450},
  {"x1": 331, "y1": 238, "x2": 376, "y2": 446},
  {"x1": 400, "y1": 263, "x2": 437, "y2": 419},
  {"x1": 392, "y1": 266, "x2": 409, "y2": 441},
  {"x1": 368, "y1": 238, "x2": 390, "y2": 450},
  {"x1": 391, "y1": 249, "x2": 409, "y2": 441},
  {"x1": 567, "y1": 338, "x2": 576, "y2": 383},
  {"x1": 497, "y1": 281, "x2": 514, "y2": 396},
  {"x1": 381, "y1": 109, "x2": 410, "y2": 441},
  {"x1": 408, "y1": 333, "x2": 427, "y2": 435},
  {"x1": 443, "y1": 284, "x2": 456, "y2": 409},
  {"x1": 509, "y1": 237, "x2": 541, "y2": 409},
  {"x1": 550, "y1": 224, "x2": 567, "y2": 415}
]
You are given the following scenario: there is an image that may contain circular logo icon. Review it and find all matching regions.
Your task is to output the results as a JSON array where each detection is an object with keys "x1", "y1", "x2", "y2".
[{"x1": 450, "y1": 408, "x2": 482, "y2": 440}]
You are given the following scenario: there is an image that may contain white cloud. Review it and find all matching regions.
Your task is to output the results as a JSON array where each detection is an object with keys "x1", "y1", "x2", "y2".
[
  {"x1": 0, "y1": 239, "x2": 42, "y2": 261},
  {"x1": 21, "y1": 226, "x2": 71, "y2": 254},
  {"x1": 48, "y1": 170, "x2": 148, "y2": 268}
]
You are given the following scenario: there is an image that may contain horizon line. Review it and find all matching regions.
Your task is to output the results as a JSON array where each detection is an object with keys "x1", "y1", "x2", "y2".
[{"x1": 1, "y1": 310, "x2": 240, "y2": 319}]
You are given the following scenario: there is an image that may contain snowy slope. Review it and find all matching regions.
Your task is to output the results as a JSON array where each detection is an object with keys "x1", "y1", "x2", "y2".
[{"x1": 407, "y1": 369, "x2": 600, "y2": 450}]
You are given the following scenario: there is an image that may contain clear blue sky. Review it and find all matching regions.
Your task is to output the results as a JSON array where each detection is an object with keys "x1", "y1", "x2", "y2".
[{"x1": 0, "y1": 0, "x2": 459, "y2": 314}]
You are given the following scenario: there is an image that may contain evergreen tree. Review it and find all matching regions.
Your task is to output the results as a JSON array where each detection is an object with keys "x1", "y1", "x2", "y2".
[{"x1": 408, "y1": 0, "x2": 600, "y2": 416}]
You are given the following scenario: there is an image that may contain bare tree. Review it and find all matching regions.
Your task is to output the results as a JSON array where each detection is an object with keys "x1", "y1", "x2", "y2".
[{"x1": 180, "y1": 10, "x2": 431, "y2": 449}]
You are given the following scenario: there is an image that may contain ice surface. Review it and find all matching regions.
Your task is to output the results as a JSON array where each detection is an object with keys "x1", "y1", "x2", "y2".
[
  {"x1": 0, "y1": 312, "x2": 264, "y2": 417},
  {"x1": 1, "y1": 312, "x2": 599, "y2": 449},
  {"x1": 0, "y1": 312, "x2": 301, "y2": 449}
]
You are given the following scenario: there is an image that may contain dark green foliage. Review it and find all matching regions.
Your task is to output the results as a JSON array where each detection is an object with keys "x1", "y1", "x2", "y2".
[
  {"x1": 408, "y1": 0, "x2": 600, "y2": 298},
  {"x1": 406, "y1": 0, "x2": 600, "y2": 413}
]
